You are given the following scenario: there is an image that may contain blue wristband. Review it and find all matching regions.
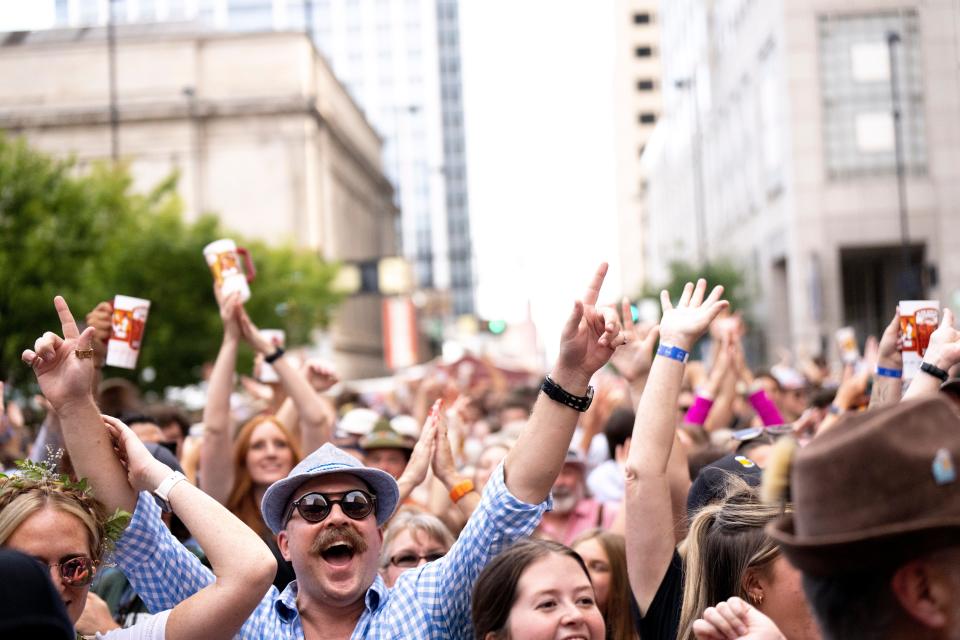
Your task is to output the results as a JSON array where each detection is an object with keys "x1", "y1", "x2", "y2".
[
  {"x1": 876, "y1": 366, "x2": 903, "y2": 379},
  {"x1": 657, "y1": 343, "x2": 690, "y2": 364}
]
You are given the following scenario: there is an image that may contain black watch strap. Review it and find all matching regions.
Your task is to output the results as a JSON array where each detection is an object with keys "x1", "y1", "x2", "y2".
[
  {"x1": 920, "y1": 361, "x2": 949, "y2": 382},
  {"x1": 265, "y1": 346, "x2": 285, "y2": 364},
  {"x1": 540, "y1": 376, "x2": 594, "y2": 412}
]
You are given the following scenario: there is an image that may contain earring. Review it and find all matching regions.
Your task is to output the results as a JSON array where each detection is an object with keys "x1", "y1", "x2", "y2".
[{"x1": 753, "y1": 592, "x2": 764, "y2": 607}]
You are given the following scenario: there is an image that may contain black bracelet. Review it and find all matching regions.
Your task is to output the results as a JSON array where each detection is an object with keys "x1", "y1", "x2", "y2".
[
  {"x1": 264, "y1": 346, "x2": 285, "y2": 364},
  {"x1": 920, "y1": 361, "x2": 949, "y2": 382},
  {"x1": 540, "y1": 375, "x2": 594, "y2": 412}
]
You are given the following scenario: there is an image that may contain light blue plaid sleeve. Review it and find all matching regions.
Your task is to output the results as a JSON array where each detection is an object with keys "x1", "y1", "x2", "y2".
[
  {"x1": 114, "y1": 491, "x2": 215, "y2": 612},
  {"x1": 403, "y1": 462, "x2": 550, "y2": 638}
]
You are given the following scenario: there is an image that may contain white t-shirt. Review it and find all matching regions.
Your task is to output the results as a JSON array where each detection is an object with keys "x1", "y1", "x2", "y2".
[{"x1": 98, "y1": 609, "x2": 170, "y2": 640}]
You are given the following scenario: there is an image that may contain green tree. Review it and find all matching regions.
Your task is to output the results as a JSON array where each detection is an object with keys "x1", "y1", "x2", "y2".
[{"x1": 0, "y1": 135, "x2": 342, "y2": 392}]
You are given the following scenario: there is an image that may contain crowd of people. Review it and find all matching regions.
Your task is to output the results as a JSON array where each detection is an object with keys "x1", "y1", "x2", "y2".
[{"x1": 2, "y1": 263, "x2": 960, "y2": 640}]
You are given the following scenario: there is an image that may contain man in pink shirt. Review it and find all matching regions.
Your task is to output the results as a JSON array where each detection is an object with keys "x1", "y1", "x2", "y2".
[{"x1": 537, "y1": 450, "x2": 618, "y2": 545}]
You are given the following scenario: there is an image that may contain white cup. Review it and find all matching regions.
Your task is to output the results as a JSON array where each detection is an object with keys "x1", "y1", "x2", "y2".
[
  {"x1": 106, "y1": 295, "x2": 151, "y2": 369},
  {"x1": 203, "y1": 239, "x2": 255, "y2": 302}
]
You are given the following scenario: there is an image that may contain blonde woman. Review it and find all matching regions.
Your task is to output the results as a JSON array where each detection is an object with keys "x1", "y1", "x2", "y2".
[{"x1": 17, "y1": 295, "x2": 276, "y2": 639}]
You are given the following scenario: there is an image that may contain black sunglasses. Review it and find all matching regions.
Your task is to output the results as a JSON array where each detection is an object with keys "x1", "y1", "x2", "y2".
[
  {"x1": 35, "y1": 554, "x2": 96, "y2": 587},
  {"x1": 389, "y1": 551, "x2": 445, "y2": 568},
  {"x1": 286, "y1": 490, "x2": 377, "y2": 525}
]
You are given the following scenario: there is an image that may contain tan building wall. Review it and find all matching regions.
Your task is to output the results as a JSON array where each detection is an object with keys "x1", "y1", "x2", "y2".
[
  {"x1": 0, "y1": 26, "x2": 398, "y2": 378},
  {"x1": 615, "y1": 0, "x2": 663, "y2": 297},
  {"x1": 644, "y1": 0, "x2": 960, "y2": 362}
]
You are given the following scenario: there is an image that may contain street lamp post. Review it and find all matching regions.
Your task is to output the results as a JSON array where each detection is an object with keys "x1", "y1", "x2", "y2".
[
  {"x1": 107, "y1": 0, "x2": 119, "y2": 162},
  {"x1": 675, "y1": 77, "x2": 707, "y2": 266},
  {"x1": 886, "y1": 31, "x2": 919, "y2": 298}
]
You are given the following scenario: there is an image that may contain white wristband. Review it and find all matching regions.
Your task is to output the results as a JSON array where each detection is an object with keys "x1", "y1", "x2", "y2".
[{"x1": 153, "y1": 471, "x2": 187, "y2": 511}]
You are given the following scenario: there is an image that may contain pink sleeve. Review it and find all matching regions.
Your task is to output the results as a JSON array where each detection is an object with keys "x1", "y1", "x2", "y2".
[
  {"x1": 749, "y1": 389, "x2": 784, "y2": 426},
  {"x1": 683, "y1": 395, "x2": 714, "y2": 426}
]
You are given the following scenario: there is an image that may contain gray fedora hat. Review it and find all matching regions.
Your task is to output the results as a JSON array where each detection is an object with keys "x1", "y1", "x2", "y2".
[{"x1": 261, "y1": 443, "x2": 400, "y2": 535}]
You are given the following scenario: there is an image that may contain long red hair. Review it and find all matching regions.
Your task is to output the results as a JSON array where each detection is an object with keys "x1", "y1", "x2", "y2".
[{"x1": 227, "y1": 415, "x2": 303, "y2": 537}]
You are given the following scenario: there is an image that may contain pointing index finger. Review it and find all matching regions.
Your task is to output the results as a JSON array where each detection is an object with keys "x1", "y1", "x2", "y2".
[
  {"x1": 582, "y1": 262, "x2": 608, "y2": 307},
  {"x1": 54, "y1": 296, "x2": 81, "y2": 340}
]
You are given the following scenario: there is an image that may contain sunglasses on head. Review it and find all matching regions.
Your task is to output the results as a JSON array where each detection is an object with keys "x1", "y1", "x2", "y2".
[
  {"x1": 389, "y1": 551, "x2": 445, "y2": 568},
  {"x1": 285, "y1": 490, "x2": 377, "y2": 525},
  {"x1": 35, "y1": 554, "x2": 96, "y2": 587}
]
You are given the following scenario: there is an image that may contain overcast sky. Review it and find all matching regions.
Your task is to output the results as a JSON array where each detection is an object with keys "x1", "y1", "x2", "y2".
[{"x1": 460, "y1": 1, "x2": 619, "y2": 359}]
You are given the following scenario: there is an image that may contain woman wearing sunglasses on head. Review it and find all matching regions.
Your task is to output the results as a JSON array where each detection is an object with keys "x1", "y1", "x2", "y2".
[
  {"x1": 14, "y1": 296, "x2": 277, "y2": 639},
  {"x1": 0, "y1": 414, "x2": 277, "y2": 639}
]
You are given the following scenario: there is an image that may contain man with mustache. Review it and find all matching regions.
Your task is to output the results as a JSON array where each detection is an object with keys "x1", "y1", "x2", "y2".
[{"x1": 100, "y1": 264, "x2": 628, "y2": 639}]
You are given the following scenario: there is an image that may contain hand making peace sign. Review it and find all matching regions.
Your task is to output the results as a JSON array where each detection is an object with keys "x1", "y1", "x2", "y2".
[{"x1": 21, "y1": 296, "x2": 98, "y2": 411}]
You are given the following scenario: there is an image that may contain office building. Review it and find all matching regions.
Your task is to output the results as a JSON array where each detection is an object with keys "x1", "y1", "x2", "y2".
[
  {"x1": 644, "y1": 0, "x2": 960, "y2": 360},
  {"x1": 0, "y1": 26, "x2": 398, "y2": 377},
  {"x1": 614, "y1": 0, "x2": 663, "y2": 297},
  {"x1": 35, "y1": 0, "x2": 475, "y2": 317}
]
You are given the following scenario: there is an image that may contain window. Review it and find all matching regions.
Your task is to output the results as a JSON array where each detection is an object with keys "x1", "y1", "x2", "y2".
[
  {"x1": 638, "y1": 112, "x2": 657, "y2": 124},
  {"x1": 637, "y1": 79, "x2": 656, "y2": 91},
  {"x1": 633, "y1": 12, "x2": 651, "y2": 24},
  {"x1": 818, "y1": 10, "x2": 926, "y2": 178},
  {"x1": 635, "y1": 46, "x2": 653, "y2": 57}
]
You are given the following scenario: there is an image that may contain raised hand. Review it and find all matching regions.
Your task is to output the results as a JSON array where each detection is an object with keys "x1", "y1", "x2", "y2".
[
  {"x1": 218, "y1": 291, "x2": 244, "y2": 343},
  {"x1": 102, "y1": 414, "x2": 171, "y2": 493},
  {"x1": 609, "y1": 297, "x2": 660, "y2": 382},
  {"x1": 692, "y1": 597, "x2": 785, "y2": 640},
  {"x1": 302, "y1": 360, "x2": 340, "y2": 393},
  {"x1": 84, "y1": 301, "x2": 113, "y2": 369},
  {"x1": 396, "y1": 400, "x2": 441, "y2": 500},
  {"x1": 555, "y1": 263, "x2": 628, "y2": 390},
  {"x1": 21, "y1": 296, "x2": 99, "y2": 411},
  {"x1": 877, "y1": 309, "x2": 903, "y2": 370},
  {"x1": 431, "y1": 406, "x2": 460, "y2": 488},
  {"x1": 658, "y1": 279, "x2": 730, "y2": 352},
  {"x1": 237, "y1": 304, "x2": 276, "y2": 354},
  {"x1": 923, "y1": 309, "x2": 960, "y2": 371}
]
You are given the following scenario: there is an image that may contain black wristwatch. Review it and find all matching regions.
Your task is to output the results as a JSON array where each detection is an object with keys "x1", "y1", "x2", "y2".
[
  {"x1": 540, "y1": 375, "x2": 594, "y2": 412},
  {"x1": 265, "y1": 346, "x2": 285, "y2": 364},
  {"x1": 920, "y1": 361, "x2": 949, "y2": 382}
]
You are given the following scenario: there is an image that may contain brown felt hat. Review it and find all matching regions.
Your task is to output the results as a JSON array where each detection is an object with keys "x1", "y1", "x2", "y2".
[{"x1": 769, "y1": 396, "x2": 960, "y2": 576}]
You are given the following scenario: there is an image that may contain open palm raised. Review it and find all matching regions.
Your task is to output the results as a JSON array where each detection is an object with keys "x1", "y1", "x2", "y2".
[{"x1": 658, "y1": 279, "x2": 730, "y2": 352}]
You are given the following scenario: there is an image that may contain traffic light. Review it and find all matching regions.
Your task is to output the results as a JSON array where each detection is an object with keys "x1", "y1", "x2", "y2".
[{"x1": 487, "y1": 319, "x2": 507, "y2": 335}]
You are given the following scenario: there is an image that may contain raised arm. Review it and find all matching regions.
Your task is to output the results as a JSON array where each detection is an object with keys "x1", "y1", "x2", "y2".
[
  {"x1": 396, "y1": 402, "x2": 439, "y2": 505},
  {"x1": 625, "y1": 279, "x2": 728, "y2": 613},
  {"x1": 431, "y1": 407, "x2": 480, "y2": 520},
  {"x1": 21, "y1": 296, "x2": 137, "y2": 513},
  {"x1": 104, "y1": 415, "x2": 275, "y2": 640},
  {"x1": 274, "y1": 360, "x2": 339, "y2": 454},
  {"x1": 610, "y1": 297, "x2": 659, "y2": 404},
  {"x1": 199, "y1": 292, "x2": 243, "y2": 505},
  {"x1": 903, "y1": 308, "x2": 960, "y2": 401},
  {"x1": 238, "y1": 306, "x2": 332, "y2": 453},
  {"x1": 504, "y1": 262, "x2": 627, "y2": 504},
  {"x1": 869, "y1": 310, "x2": 904, "y2": 409}
]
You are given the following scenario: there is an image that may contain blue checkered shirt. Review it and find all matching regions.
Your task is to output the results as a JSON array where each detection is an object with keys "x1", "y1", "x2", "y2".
[{"x1": 116, "y1": 463, "x2": 549, "y2": 639}]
